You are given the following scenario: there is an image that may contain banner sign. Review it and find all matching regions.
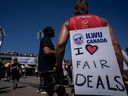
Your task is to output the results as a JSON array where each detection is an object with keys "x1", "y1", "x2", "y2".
[
  {"x1": 17, "y1": 57, "x2": 37, "y2": 65},
  {"x1": 70, "y1": 27, "x2": 127, "y2": 95}
]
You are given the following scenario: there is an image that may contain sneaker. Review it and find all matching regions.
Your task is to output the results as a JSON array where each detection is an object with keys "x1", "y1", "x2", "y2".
[
  {"x1": 37, "y1": 89, "x2": 40, "y2": 93},
  {"x1": 40, "y1": 91, "x2": 47, "y2": 95}
]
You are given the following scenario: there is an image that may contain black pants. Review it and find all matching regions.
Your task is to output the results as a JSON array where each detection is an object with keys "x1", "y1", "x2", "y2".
[
  {"x1": 38, "y1": 71, "x2": 65, "y2": 96},
  {"x1": 11, "y1": 70, "x2": 20, "y2": 81}
]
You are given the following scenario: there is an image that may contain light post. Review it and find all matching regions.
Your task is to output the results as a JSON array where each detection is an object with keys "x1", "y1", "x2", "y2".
[
  {"x1": 0, "y1": 26, "x2": 5, "y2": 50},
  {"x1": 36, "y1": 31, "x2": 43, "y2": 66},
  {"x1": 36, "y1": 31, "x2": 43, "y2": 41}
]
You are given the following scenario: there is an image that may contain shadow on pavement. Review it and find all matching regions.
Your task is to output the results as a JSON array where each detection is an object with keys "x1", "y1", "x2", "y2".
[
  {"x1": 0, "y1": 90, "x2": 11, "y2": 94},
  {"x1": 0, "y1": 86, "x2": 11, "y2": 94},
  {"x1": 18, "y1": 81, "x2": 39, "y2": 88},
  {"x1": 0, "y1": 86, "x2": 11, "y2": 90},
  {"x1": 16, "y1": 85, "x2": 26, "y2": 89},
  {"x1": 4, "y1": 80, "x2": 39, "y2": 88}
]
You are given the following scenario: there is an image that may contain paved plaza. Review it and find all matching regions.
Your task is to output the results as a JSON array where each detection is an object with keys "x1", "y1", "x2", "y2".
[
  {"x1": 1, "y1": 76, "x2": 128, "y2": 96},
  {"x1": 0, "y1": 76, "x2": 73, "y2": 96}
]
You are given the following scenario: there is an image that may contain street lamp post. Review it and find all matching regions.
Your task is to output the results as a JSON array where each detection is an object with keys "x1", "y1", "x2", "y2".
[
  {"x1": 0, "y1": 26, "x2": 5, "y2": 50},
  {"x1": 36, "y1": 31, "x2": 43, "y2": 41},
  {"x1": 36, "y1": 31, "x2": 43, "y2": 67}
]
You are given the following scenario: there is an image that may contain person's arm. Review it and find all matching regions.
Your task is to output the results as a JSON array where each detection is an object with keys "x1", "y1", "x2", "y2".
[
  {"x1": 43, "y1": 46, "x2": 55, "y2": 57},
  {"x1": 42, "y1": 37, "x2": 56, "y2": 57},
  {"x1": 107, "y1": 21, "x2": 124, "y2": 71},
  {"x1": 56, "y1": 21, "x2": 69, "y2": 68}
]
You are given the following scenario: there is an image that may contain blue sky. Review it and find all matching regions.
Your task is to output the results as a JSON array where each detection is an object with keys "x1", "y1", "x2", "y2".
[{"x1": 0, "y1": 0, "x2": 128, "y2": 59}]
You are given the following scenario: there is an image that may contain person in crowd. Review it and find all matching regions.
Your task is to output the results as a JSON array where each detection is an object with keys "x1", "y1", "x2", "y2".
[
  {"x1": 37, "y1": 26, "x2": 66, "y2": 95},
  {"x1": 5, "y1": 63, "x2": 11, "y2": 81},
  {"x1": 21, "y1": 64, "x2": 26, "y2": 79},
  {"x1": 11, "y1": 57, "x2": 21, "y2": 89},
  {"x1": 0, "y1": 58, "x2": 5, "y2": 80},
  {"x1": 122, "y1": 49, "x2": 128, "y2": 90},
  {"x1": 122, "y1": 50, "x2": 128, "y2": 65},
  {"x1": 122, "y1": 50, "x2": 128, "y2": 71},
  {"x1": 55, "y1": 0, "x2": 128, "y2": 94},
  {"x1": 34, "y1": 66, "x2": 38, "y2": 79},
  {"x1": 63, "y1": 59, "x2": 72, "y2": 82}
]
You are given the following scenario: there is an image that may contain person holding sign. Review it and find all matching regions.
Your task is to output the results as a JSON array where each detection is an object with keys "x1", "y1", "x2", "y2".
[{"x1": 55, "y1": 0, "x2": 128, "y2": 95}]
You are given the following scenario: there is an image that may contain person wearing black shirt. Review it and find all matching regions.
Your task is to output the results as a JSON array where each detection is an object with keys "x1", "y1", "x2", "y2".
[
  {"x1": 0, "y1": 58, "x2": 4, "y2": 80},
  {"x1": 11, "y1": 57, "x2": 21, "y2": 89},
  {"x1": 37, "y1": 26, "x2": 56, "y2": 95},
  {"x1": 38, "y1": 26, "x2": 66, "y2": 96},
  {"x1": 38, "y1": 27, "x2": 56, "y2": 73},
  {"x1": 37, "y1": 26, "x2": 65, "y2": 96}
]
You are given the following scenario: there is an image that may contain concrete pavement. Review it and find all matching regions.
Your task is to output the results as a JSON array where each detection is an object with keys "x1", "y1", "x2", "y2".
[
  {"x1": 0, "y1": 76, "x2": 41, "y2": 96},
  {"x1": 1, "y1": 76, "x2": 128, "y2": 96},
  {"x1": 0, "y1": 76, "x2": 73, "y2": 96}
]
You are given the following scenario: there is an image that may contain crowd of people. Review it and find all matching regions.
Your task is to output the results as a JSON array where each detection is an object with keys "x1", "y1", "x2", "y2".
[
  {"x1": 0, "y1": 57, "x2": 39, "y2": 89},
  {"x1": 0, "y1": 0, "x2": 128, "y2": 96}
]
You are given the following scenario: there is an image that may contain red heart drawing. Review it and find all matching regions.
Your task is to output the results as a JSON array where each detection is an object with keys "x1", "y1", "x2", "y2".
[{"x1": 85, "y1": 45, "x2": 98, "y2": 55}]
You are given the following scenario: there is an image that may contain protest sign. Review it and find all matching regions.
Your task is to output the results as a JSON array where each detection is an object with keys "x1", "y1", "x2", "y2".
[{"x1": 70, "y1": 27, "x2": 127, "y2": 95}]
